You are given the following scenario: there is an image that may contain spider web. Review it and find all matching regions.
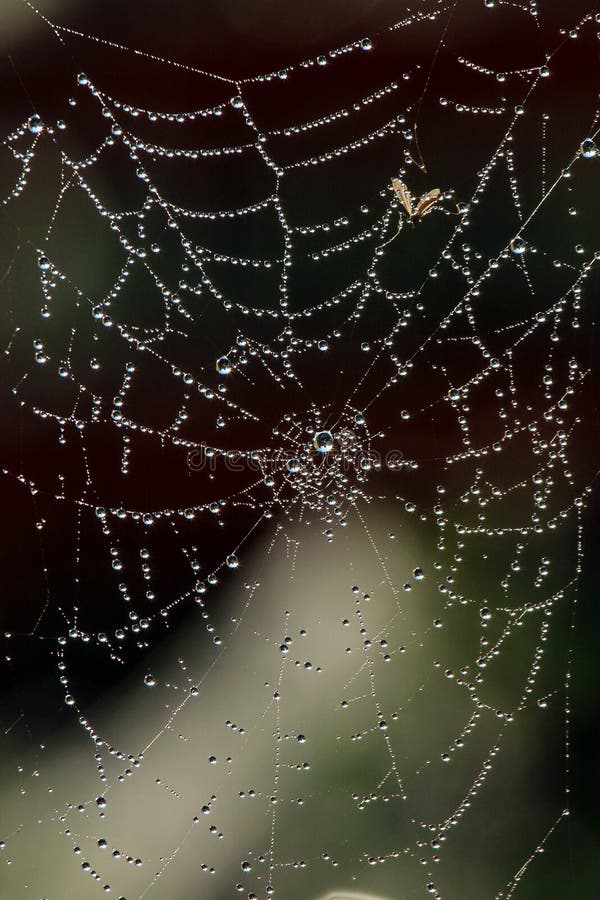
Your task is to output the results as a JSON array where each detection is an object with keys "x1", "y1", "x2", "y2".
[{"x1": 0, "y1": 1, "x2": 599, "y2": 898}]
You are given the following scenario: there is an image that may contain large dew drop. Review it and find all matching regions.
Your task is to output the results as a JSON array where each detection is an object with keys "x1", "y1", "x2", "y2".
[
  {"x1": 580, "y1": 138, "x2": 597, "y2": 158},
  {"x1": 313, "y1": 430, "x2": 334, "y2": 453},
  {"x1": 27, "y1": 114, "x2": 43, "y2": 134},
  {"x1": 216, "y1": 356, "x2": 232, "y2": 375}
]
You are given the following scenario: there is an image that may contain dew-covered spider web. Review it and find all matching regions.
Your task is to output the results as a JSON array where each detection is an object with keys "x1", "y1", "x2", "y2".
[{"x1": 1, "y1": 0, "x2": 599, "y2": 898}]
